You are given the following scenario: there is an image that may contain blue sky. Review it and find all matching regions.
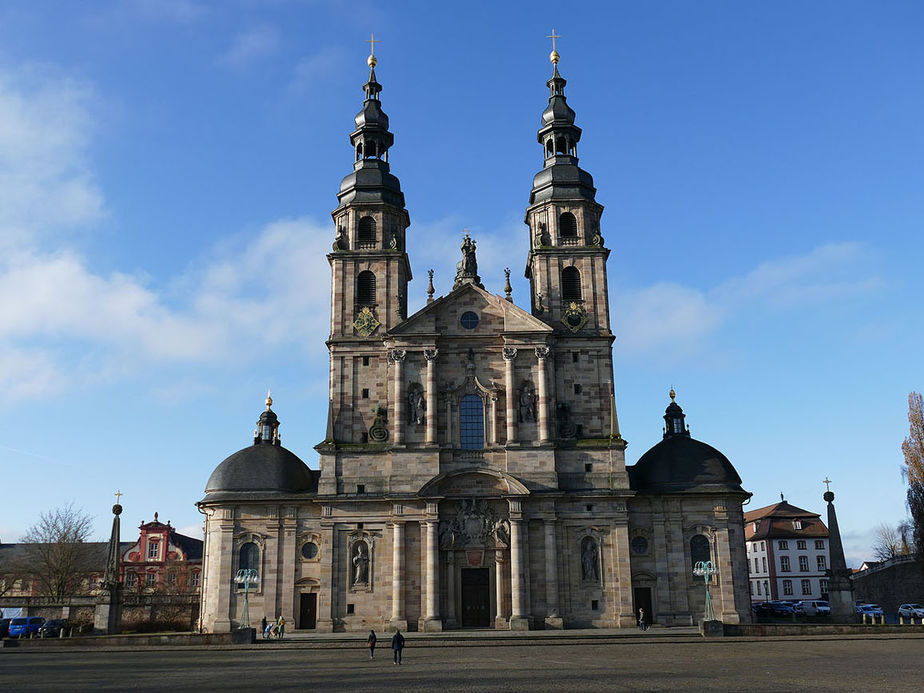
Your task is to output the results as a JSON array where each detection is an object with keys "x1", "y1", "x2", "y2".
[{"x1": 0, "y1": 1, "x2": 921, "y2": 568}]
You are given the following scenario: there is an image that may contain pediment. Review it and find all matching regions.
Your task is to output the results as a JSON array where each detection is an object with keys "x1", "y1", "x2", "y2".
[{"x1": 390, "y1": 283, "x2": 553, "y2": 338}]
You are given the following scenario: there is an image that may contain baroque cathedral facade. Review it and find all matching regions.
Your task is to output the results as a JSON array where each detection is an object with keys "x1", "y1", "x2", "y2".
[{"x1": 197, "y1": 47, "x2": 753, "y2": 632}]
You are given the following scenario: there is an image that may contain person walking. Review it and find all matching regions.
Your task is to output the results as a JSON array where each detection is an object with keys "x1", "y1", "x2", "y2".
[
  {"x1": 391, "y1": 629, "x2": 405, "y2": 665},
  {"x1": 276, "y1": 615, "x2": 285, "y2": 639},
  {"x1": 638, "y1": 607, "x2": 648, "y2": 631},
  {"x1": 261, "y1": 616, "x2": 267, "y2": 639},
  {"x1": 367, "y1": 629, "x2": 377, "y2": 659}
]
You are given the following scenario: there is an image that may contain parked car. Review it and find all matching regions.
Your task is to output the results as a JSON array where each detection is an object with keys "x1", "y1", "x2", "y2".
[
  {"x1": 0, "y1": 618, "x2": 11, "y2": 637},
  {"x1": 752, "y1": 602, "x2": 775, "y2": 616},
  {"x1": 38, "y1": 619, "x2": 70, "y2": 638},
  {"x1": 766, "y1": 600, "x2": 796, "y2": 616},
  {"x1": 857, "y1": 604, "x2": 884, "y2": 617},
  {"x1": 898, "y1": 603, "x2": 924, "y2": 619},
  {"x1": 796, "y1": 600, "x2": 830, "y2": 616},
  {"x1": 8, "y1": 617, "x2": 45, "y2": 637}
]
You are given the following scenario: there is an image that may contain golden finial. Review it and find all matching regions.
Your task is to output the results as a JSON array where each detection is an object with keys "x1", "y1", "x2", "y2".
[
  {"x1": 367, "y1": 32, "x2": 380, "y2": 68},
  {"x1": 547, "y1": 29, "x2": 561, "y2": 64},
  {"x1": 266, "y1": 389, "x2": 273, "y2": 409},
  {"x1": 669, "y1": 386, "x2": 676, "y2": 402}
]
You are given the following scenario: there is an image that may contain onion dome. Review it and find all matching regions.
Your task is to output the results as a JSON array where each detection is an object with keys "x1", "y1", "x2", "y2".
[
  {"x1": 336, "y1": 47, "x2": 404, "y2": 208},
  {"x1": 203, "y1": 393, "x2": 316, "y2": 501},
  {"x1": 529, "y1": 45, "x2": 597, "y2": 205},
  {"x1": 630, "y1": 390, "x2": 747, "y2": 494}
]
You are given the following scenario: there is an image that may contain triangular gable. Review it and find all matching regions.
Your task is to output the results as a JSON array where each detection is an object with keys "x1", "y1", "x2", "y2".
[{"x1": 390, "y1": 283, "x2": 552, "y2": 337}]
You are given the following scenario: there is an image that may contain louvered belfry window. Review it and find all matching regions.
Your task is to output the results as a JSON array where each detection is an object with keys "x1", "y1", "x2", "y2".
[
  {"x1": 357, "y1": 216, "x2": 376, "y2": 243},
  {"x1": 559, "y1": 212, "x2": 577, "y2": 237},
  {"x1": 562, "y1": 266, "x2": 582, "y2": 300},
  {"x1": 356, "y1": 271, "x2": 376, "y2": 306}
]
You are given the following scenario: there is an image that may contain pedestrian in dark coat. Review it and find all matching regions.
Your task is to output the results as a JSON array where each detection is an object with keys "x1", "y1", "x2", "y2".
[
  {"x1": 261, "y1": 616, "x2": 267, "y2": 639},
  {"x1": 367, "y1": 629, "x2": 377, "y2": 659},
  {"x1": 391, "y1": 629, "x2": 405, "y2": 664}
]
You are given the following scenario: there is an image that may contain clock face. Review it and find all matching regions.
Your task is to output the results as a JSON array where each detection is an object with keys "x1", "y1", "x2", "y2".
[{"x1": 561, "y1": 302, "x2": 587, "y2": 333}]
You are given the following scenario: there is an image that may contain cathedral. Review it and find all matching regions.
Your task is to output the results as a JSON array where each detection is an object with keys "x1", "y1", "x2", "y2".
[{"x1": 197, "y1": 45, "x2": 753, "y2": 632}]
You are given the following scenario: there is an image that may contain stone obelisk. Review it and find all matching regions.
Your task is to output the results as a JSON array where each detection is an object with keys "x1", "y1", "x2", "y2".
[
  {"x1": 94, "y1": 495, "x2": 123, "y2": 634},
  {"x1": 822, "y1": 479, "x2": 855, "y2": 621}
]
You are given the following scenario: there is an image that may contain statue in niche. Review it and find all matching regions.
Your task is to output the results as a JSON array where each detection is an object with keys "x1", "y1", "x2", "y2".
[
  {"x1": 535, "y1": 221, "x2": 550, "y2": 247},
  {"x1": 333, "y1": 223, "x2": 347, "y2": 251},
  {"x1": 518, "y1": 383, "x2": 537, "y2": 423},
  {"x1": 581, "y1": 537, "x2": 599, "y2": 582},
  {"x1": 352, "y1": 541, "x2": 370, "y2": 585},
  {"x1": 407, "y1": 386, "x2": 425, "y2": 425},
  {"x1": 557, "y1": 402, "x2": 577, "y2": 439}
]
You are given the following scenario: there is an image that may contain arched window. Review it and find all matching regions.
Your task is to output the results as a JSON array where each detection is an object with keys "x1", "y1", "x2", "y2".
[
  {"x1": 690, "y1": 534, "x2": 711, "y2": 571},
  {"x1": 555, "y1": 137, "x2": 568, "y2": 155},
  {"x1": 239, "y1": 541, "x2": 259, "y2": 572},
  {"x1": 355, "y1": 143, "x2": 363, "y2": 161},
  {"x1": 459, "y1": 394, "x2": 484, "y2": 450},
  {"x1": 559, "y1": 212, "x2": 577, "y2": 237},
  {"x1": 546, "y1": 139, "x2": 554, "y2": 157},
  {"x1": 562, "y1": 266, "x2": 582, "y2": 301},
  {"x1": 356, "y1": 271, "x2": 376, "y2": 306},
  {"x1": 357, "y1": 216, "x2": 376, "y2": 243}
]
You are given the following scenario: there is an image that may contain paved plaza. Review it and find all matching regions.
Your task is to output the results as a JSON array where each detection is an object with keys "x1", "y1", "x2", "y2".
[{"x1": 2, "y1": 633, "x2": 923, "y2": 691}]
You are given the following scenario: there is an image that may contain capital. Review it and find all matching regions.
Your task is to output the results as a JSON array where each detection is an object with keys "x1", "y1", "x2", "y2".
[
  {"x1": 502, "y1": 347, "x2": 518, "y2": 361},
  {"x1": 389, "y1": 348, "x2": 407, "y2": 363},
  {"x1": 534, "y1": 345, "x2": 551, "y2": 360},
  {"x1": 424, "y1": 348, "x2": 439, "y2": 361}
]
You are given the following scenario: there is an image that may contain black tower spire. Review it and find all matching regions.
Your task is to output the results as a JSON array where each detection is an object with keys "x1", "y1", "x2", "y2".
[{"x1": 663, "y1": 388, "x2": 690, "y2": 439}]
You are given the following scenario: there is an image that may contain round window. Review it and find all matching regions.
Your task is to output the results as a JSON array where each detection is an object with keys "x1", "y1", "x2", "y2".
[
  {"x1": 460, "y1": 311, "x2": 479, "y2": 329},
  {"x1": 301, "y1": 542, "x2": 319, "y2": 560},
  {"x1": 631, "y1": 536, "x2": 649, "y2": 555}
]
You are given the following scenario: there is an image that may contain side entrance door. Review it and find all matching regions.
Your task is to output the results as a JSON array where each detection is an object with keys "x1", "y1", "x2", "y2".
[
  {"x1": 299, "y1": 593, "x2": 317, "y2": 629},
  {"x1": 633, "y1": 586, "x2": 653, "y2": 624}
]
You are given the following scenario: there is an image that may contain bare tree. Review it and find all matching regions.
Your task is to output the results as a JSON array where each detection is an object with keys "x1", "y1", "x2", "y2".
[
  {"x1": 20, "y1": 503, "x2": 95, "y2": 600},
  {"x1": 903, "y1": 392, "x2": 924, "y2": 571},
  {"x1": 872, "y1": 523, "x2": 903, "y2": 561}
]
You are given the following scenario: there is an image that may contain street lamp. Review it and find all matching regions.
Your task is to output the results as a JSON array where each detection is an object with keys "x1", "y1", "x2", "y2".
[
  {"x1": 234, "y1": 568, "x2": 259, "y2": 629},
  {"x1": 692, "y1": 560, "x2": 716, "y2": 622}
]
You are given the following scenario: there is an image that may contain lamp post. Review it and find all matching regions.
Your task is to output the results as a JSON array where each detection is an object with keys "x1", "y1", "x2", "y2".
[
  {"x1": 692, "y1": 560, "x2": 716, "y2": 622},
  {"x1": 234, "y1": 569, "x2": 259, "y2": 629}
]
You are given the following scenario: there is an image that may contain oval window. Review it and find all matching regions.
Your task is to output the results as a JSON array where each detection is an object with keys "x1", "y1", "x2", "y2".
[
  {"x1": 301, "y1": 542, "x2": 319, "y2": 560},
  {"x1": 460, "y1": 311, "x2": 479, "y2": 329},
  {"x1": 631, "y1": 536, "x2": 649, "y2": 555}
]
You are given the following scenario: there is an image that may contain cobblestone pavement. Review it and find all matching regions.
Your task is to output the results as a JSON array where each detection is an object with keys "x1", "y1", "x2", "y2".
[{"x1": 2, "y1": 635, "x2": 923, "y2": 691}]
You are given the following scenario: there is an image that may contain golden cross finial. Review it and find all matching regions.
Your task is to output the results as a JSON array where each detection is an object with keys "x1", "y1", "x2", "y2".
[
  {"x1": 547, "y1": 29, "x2": 561, "y2": 64},
  {"x1": 823, "y1": 477, "x2": 832, "y2": 492},
  {"x1": 266, "y1": 389, "x2": 273, "y2": 409},
  {"x1": 115, "y1": 489, "x2": 122, "y2": 504},
  {"x1": 366, "y1": 32, "x2": 380, "y2": 68}
]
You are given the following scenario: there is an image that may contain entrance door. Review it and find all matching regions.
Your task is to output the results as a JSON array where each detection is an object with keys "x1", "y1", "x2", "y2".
[
  {"x1": 460, "y1": 568, "x2": 490, "y2": 627},
  {"x1": 299, "y1": 593, "x2": 317, "y2": 629},
  {"x1": 633, "y1": 587, "x2": 653, "y2": 625}
]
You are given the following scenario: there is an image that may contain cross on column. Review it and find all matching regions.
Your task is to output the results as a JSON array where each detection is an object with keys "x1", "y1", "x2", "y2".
[
  {"x1": 823, "y1": 477, "x2": 832, "y2": 492},
  {"x1": 114, "y1": 489, "x2": 122, "y2": 504},
  {"x1": 367, "y1": 32, "x2": 380, "y2": 57},
  {"x1": 547, "y1": 29, "x2": 560, "y2": 52}
]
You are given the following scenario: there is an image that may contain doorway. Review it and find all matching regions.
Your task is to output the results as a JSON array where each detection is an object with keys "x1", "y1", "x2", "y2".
[
  {"x1": 299, "y1": 593, "x2": 317, "y2": 629},
  {"x1": 633, "y1": 586, "x2": 653, "y2": 625},
  {"x1": 460, "y1": 568, "x2": 490, "y2": 627}
]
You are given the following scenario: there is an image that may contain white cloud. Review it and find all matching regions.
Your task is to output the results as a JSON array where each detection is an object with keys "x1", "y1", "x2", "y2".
[
  {"x1": 0, "y1": 69, "x2": 104, "y2": 245},
  {"x1": 613, "y1": 241, "x2": 881, "y2": 356},
  {"x1": 288, "y1": 48, "x2": 347, "y2": 95},
  {"x1": 219, "y1": 25, "x2": 280, "y2": 69}
]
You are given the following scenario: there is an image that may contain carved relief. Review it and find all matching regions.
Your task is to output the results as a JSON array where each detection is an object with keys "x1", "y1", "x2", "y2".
[
  {"x1": 368, "y1": 404, "x2": 388, "y2": 442},
  {"x1": 561, "y1": 302, "x2": 588, "y2": 333},
  {"x1": 439, "y1": 498, "x2": 508, "y2": 549}
]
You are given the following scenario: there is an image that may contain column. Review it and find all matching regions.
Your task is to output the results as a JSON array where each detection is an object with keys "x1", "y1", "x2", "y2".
[
  {"x1": 535, "y1": 346, "x2": 551, "y2": 443},
  {"x1": 212, "y1": 513, "x2": 235, "y2": 632},
  {"x1": 445, "y1": 552, "x2": 457, "y2": 628},
  {"x1": 424, "y1": 349, "x2": 438, "y2": 445},
  {"x1": 509, "y1": 507, "x2": 529, "y2": 629},
  {"x1": 494, "y1": 551, "x2": 507, "y2": 629},
  {"x1": 423, "y1": 519, "x2": 442, "y2": 631},
  {"x1": 390, "y1": 520, "x2": 406, "y2": 630},
  {"x1": 316, "y1": 519, "x2": 336, "y2": 632},
  {"x1": 281, "y1": 514, "x2": 297, "y2": 625},
  {"x1": 503, "y1": 348, "x2": 517, "y2": 444},
  {"x1": 391, "y1": 349, "x2": 407, "y2": 445},
  {"x1": 544, "y1": 519, "x2": 562, "y2": 628}
]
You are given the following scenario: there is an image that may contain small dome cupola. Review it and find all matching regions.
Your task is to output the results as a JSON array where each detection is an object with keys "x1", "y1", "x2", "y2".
[
  {"x1": 663, "y1": 388, "x2": 690, "y2": 439},
  {"x1": 254, "y1": 390, "x2": 281, "y2": 446}
]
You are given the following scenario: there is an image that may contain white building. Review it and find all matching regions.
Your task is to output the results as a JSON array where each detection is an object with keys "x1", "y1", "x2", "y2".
[{"x1": 745, "y1": 500, "x2": 830, "y2": 602}]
